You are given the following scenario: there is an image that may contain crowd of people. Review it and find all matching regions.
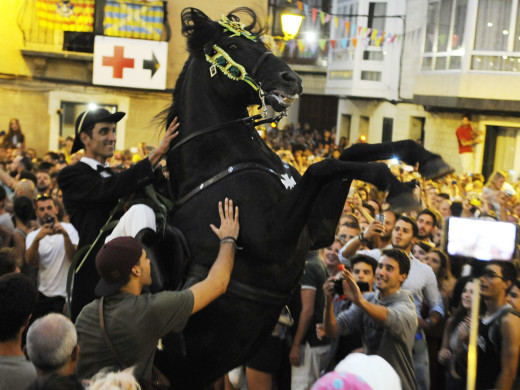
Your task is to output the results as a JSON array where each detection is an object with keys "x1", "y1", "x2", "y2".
[{"x1": 1, "y1": 115, "x2": 520, "y2": 390}]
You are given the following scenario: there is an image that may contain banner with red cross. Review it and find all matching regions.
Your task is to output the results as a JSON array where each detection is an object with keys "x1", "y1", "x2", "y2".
[{"x1": 92, "y1": 36, "x2": 167, "y2": 90}]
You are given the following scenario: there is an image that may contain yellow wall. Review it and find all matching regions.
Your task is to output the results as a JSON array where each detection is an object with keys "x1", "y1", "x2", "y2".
[{"x1": 0, "y1": 1, "x2": 267, "y2": 156}]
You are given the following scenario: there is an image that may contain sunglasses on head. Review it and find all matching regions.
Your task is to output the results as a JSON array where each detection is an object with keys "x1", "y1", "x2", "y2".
[{"x1": 35, "y1": 193, "x2": 52, "y2": 201}]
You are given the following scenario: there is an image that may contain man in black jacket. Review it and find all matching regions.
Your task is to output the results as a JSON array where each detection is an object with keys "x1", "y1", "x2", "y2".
[{"x1": 58, "y1": 108, "x2": 179, "y2": 319}]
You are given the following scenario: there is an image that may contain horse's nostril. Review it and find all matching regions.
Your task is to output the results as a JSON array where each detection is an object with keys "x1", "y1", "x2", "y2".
[{"x1": 280, "y1": 71, "x2": 300, "y2": 83}]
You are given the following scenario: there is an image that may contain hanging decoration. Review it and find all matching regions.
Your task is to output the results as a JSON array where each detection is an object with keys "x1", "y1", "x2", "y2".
[{"x1": 274, "y1": 0, "x2": 405, "y2": 57}]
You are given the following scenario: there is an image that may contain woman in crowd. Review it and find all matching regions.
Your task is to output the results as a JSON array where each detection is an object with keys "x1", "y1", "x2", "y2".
[
  {"x1": 482, "y1": 170, "x2": 508, "y2": 219},
  {"x1": 438, "y1": 278, "x2": 474, "y2": 390},
  {"x1": 425, "y1": 249, "x2": 457, "y2": 299},
  {"x1": 412, "y1": 241, "x2": 434, "y2": 262},
  {"x1": 4, "y1": 118, "x2": 26, "y2": 149}
]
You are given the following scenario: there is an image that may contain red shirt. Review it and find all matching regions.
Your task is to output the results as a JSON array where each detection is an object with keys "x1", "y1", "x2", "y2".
[{"x1": 456, "y1": 125, "x2": 473, "y2": 154}]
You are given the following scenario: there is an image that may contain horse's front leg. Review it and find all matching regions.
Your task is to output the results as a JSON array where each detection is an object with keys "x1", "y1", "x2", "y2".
[
  {"x1": 340, "y1": 140, "x2": 454, "y2": 180},
  {"x1": 271, "y1": 159, "x2": 419, "y2": 254}
]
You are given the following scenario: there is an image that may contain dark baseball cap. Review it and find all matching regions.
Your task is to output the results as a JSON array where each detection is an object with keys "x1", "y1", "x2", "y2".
[
  {"x1": 94, "y1": 236, "x2": 143, "y2": 297},
  {"x1": 71, "y1": 108, "x2": 125, "y2": 154}
]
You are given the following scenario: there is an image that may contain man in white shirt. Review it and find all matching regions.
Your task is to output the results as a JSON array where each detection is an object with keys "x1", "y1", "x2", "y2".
[{"x1": 26, "y1": 194, "x2": 78, "y2": 321}]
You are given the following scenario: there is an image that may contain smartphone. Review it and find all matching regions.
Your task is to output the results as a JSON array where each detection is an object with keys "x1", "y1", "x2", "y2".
[{"x1": 444, "y1": 217, "x2": 517, "y2": 261}]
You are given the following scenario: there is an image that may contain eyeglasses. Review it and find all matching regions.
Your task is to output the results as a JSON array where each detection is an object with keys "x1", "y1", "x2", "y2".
[
  {"x1": 481, "y1": 269, "x2": 506, "y2": 281},
  {"x1": 35, "y1": 193, "x2": 52, "y2": 201}
]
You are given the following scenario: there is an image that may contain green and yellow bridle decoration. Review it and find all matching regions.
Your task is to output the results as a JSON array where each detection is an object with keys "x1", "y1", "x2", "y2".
[
  {"x1": 205, "y1": 44, "x2": 260, "y2": 92},
  {"x1": 218, "y1": 15, "x2": 257, "y2": 42}
]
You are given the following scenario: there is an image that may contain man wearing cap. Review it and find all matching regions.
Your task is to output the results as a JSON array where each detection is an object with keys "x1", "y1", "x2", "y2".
[
  {"x1": 74, "y1": 198, "x2": 239, "y2": 386},
  {"x1": 58, "y1": 108, "x2": 179, "y2": 320}
]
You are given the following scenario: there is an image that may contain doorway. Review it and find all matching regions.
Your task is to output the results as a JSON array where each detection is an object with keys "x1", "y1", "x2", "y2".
[{"x1": 482, "y1": 125, "x2": 519, "y2": 180}]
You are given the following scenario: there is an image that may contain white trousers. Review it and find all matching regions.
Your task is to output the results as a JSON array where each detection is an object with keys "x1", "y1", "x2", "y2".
[
  {"x1": 291, "y1": 342, "x2": 330, "y2": 390},
  {"x1": 105, "y1": 204, "x2": 156, "y2": 243}
]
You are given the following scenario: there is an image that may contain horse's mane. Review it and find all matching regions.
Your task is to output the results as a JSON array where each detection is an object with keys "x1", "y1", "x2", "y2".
[{"x1": 181, "y1": 7, "x2": 265, "y2": 54}]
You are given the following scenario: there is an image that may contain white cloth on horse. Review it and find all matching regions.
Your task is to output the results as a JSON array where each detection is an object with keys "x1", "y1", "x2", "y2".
[{"x1": 105, "y1": 204, "x2": 156, "y2": 242}]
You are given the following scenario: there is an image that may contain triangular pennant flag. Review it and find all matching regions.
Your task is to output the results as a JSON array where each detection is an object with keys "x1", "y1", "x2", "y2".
[
  {"x1": 278, "y1": 41, "x2": 286, "y2": 54},
  {"x1": 452, "y1": 34, "x2": 459, "y2": 48},
  {"x1": 375, "y1": 37, "x2": 383, "y2": 47},
  {"x1": 345, "y1": 21, "x2": 350, "y2": 36},
  {"x1": 371, "y1": 29, "x2": 378, "y2": 40},
  {"x1": 341, "y1": 38, "x2": 348, "y2": 48},
  {"x1": 366, "y1": 28, "x2": 372, "y2": 37},
  {"x1": 319, "y1": 11, "x2": 325, "y2": 24},
  {"x1": 390, "y1": 34, "x2": 397, "y2": 43},
  {"x1": 303, "y1": 4, "x2": 309, "y2": 17},
  {"x1": 361, "y1": 27, "x2": 368, "y2": 36},
  {"x1": 312, "y1": 8, "x2": 317, "y2": 23},
  {"x1": 351, "y1": 23, "x2": 356, "y2": 37},
  {"x1": 309, "y1": 41, "x2": 318, "y2": 55},
  {"x1": 324, "y1": 13, "x2": 331, "y2": 24},
  {"x1": 297, "y1": 1, "x2": 303, "y2": 11},
  {"x1": 358, "y1": 26, "x2": 362, "y2": 36},
  {"x1": 288, "y1": 40, "x2": 297, "y2": 55},
  {"x1": 330, "y1": 39, "x2": 336, "y2": 49},
  {"x1": 352, "y1": 38, "x2": 358, "y2": 47},
  {"x1": 318, "y1": 39, "x2": 327, "y2": 51},
  {"x1": 333, "y1": 17, "x2": 338, "y2": 28},
  {"x1": 297, "y1": 39, "x2": 306, "y2": 53}
]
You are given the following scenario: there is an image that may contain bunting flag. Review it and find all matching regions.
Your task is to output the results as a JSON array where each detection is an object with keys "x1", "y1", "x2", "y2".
[
  {"x1": 333, "y1": 17, "x2": 338, "y2": 28},
  {"x1": 345, "y1": 21, "x2": 350, "y2": 36},
  {"x1": 104, "y1": 0, "x2": 164, "y2": 41},
  {"x1": 319, "y1": 11, "x2": 325, "y2": 24},
  {"x1": 35, "y1": 0, "x2": 94, "y2": 32},
  {"x1": 297, "y1": 1, "x2": 303, "y2": 11},
  {"x1": 352, "y1": 38, "x2": 358, "y2": 48},
  {"x1": 297, "y1": 40, "x2": 306, "y2": 53},
  {"x1": 312, "y1": 8, "x2": 317, "y2": 23}
]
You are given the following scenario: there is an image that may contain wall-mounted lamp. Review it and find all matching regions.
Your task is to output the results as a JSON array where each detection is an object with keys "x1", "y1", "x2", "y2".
[{"x1": 280, "y1": 7, "x2": 304, "y2": 40}]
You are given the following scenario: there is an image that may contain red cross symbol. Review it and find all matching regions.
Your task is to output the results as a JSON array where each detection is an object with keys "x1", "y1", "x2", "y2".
[{"x1": 102, "y1": 46, "x2": 135, "y2": 79}]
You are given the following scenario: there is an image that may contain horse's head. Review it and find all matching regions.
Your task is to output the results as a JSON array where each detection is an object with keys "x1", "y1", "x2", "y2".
[{"x1": 179, "y1": 7, "x2": 303, "y2": 113}]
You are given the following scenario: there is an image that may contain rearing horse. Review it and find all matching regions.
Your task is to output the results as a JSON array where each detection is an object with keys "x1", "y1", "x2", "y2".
[{"x1": 159, "y1": 7, "x2": 452, "y2": 389}]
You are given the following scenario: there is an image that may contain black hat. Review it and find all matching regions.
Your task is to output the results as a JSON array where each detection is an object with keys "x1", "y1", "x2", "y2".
[
  {"x1": 71, "y1": 109, "x2": 125, "y2": 154},
  {"x1": 94, "y1": 236, "x2": 143, "y2": 297}
]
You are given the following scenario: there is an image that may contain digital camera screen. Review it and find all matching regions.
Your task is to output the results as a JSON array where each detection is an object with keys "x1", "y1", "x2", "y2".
[{"x1": 446, "y1": 217, "x2": 517, "y2": 261}]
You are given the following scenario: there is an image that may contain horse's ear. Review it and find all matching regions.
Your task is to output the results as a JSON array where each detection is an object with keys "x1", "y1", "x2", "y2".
[{"x1": 181, "y1": 8, "x2": 219, "y2": 53}]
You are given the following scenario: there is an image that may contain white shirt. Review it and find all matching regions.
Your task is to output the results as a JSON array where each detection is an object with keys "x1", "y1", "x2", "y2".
[{"x1": 26, "y1": 222, "x2": 79, "y2": 298}]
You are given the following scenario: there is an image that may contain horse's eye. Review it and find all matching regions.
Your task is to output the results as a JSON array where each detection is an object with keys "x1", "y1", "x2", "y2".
[{"x1": 228, "y1": 44, "x2": 238, "y2": 50}]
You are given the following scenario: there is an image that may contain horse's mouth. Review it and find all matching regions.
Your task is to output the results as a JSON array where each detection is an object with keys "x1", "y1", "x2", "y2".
[{"x1": 264, "y1": 90, "x2": 299, "y2": 112}]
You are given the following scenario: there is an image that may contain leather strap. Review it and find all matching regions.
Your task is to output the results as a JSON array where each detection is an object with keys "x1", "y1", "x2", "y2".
[{"x1": 98, "y1": 297, "x2": 126, "y2": 368}]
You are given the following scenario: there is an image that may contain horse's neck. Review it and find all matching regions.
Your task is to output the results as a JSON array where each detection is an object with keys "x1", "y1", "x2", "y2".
[{"x1": 179, "y1": 60, "x2": 250, "y2": 133}]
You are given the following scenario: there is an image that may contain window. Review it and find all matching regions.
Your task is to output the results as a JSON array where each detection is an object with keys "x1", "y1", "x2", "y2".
[
  {"x1": 361, "y1": 71, "x2": 382, "y2": 81},
  {"x1": 474, "y1": 0, "x2": 511, "y2": 51},
  {"x1": 471, "y1": 0, "x2": 520, "y2": 71},
  {"x1": 422, "y1": 0, "x2": 467, "y2": 71}
]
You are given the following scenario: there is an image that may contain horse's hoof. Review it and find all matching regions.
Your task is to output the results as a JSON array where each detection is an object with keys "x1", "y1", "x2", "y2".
[
  {"x1": 386, "y1": 182, "x2": 422, "y2": 214},
  {"x1": 419, "y1": 157, "x2": 454, "y2": 180}
]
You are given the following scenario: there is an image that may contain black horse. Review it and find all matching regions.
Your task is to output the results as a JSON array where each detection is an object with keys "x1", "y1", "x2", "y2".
[{"x1": 158, "y1": 7, "x2": 452, "y2": 389}]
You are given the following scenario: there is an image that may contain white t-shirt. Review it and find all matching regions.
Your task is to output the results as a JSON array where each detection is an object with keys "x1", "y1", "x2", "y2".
[{"x1": 26, "y1": 222, "x2": 79, "y2": 298}]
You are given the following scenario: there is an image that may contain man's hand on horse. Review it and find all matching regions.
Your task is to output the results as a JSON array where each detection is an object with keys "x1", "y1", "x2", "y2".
[
  {"x1": 210, "y1": 198, "x2": 240, "y2": 241},
  {"x1": 148, "y1": 116, "x2": 180, "y2": 167}
]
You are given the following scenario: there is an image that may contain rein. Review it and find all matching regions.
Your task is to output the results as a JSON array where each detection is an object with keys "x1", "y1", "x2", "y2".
[
  {"x1": 169, "y1": 111, "x2": 286, "y2": 153},
  {"x1": 174, "y1": 161, "x2": 292, "y2": 208},
  {"x1": 188, "y1": 264, "x2": 292, "y2": 306}
]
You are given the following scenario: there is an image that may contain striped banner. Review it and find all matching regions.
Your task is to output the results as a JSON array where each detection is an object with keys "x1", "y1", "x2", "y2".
[
  {"x1": 36, "y1": 0, "x2": 94, "y2": 32},
  {"x1": 104, "y1": 1, "x2": 164, "y2": 41}
]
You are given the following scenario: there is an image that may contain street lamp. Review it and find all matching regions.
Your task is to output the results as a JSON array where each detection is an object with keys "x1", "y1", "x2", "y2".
[{"x1": 280, "y1": 7, "x2": 304, "y2": 40}]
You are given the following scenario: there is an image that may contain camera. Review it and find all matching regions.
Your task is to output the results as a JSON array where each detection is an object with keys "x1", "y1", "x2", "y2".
[
  {"x1": 333, "y1": 278, "x2": 344, "y2": 295},
  {"x1": 444, "y1": 217, "x2": 517, "y2": 261},
  {"x1": 333, "y1": 278, "x2": 371, "y2": 295},
  {"x1": 44, "y1": 215, "x2": 55, "y2": 229}
]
